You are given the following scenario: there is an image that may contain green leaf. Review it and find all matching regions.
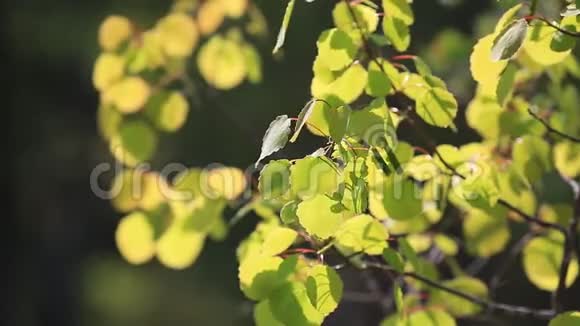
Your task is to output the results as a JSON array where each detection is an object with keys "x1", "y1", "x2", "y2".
[
  {"x1": 197, "y1": 35, "x2": 247, "y2": 90},
  {"x1": 382, "y1": 15, "x2": 411, "y2": 52},
  {"x1": 290, "y1": 157, "x2": 340, "y2": 199},
  {"x1": 110, "y1": 119, "x2": 158, "y2": 167},
  {"x1": 382, "y1": 0, "x2": 414, "y2": 25},
  {"x1": 463, "y1": 208, "x2": 510, "y2": 257},
  {"x1": 491, "y1": 19, "x2": 528, "y2": 61},
  {"x1": 296, "y1": 194, "x2": 344, "y2": 240},
  {"x1": 454, "y1": 174, "x2": 500, "y2": 210},
  {"x1": 269, "y1": 282, "x2": 324, "y2": 326},
  {"x1": 433, "y1": 234, "x2": 458, "y2": 256},
  {"x1": 496, "y1": 61, "x2": 518, "y2": 106},
  {"x1": 524, "y1": 23, "x2": 572, "y2": 66},
  {"x1": 412, "y1": 56, "x2": 432, "y2": 76},
  {"x1": 381, "y1": 309, "x2": 456, "y2": 326},
  {"x1": 415, "y1": 88, "x2": 458, "y2": 128},
  {"x1": 347, "y1": 98, "x2": 396, "y2": 147},
  {"x1": 243, "y1": 44, "x2": 262, "y2": 83},
  {"x1": 430, "y1": 276, "x2": 488, "y2": 317},
  {"x1": 333, "y1": 2, "x2": 379, "y2": 44},
  {"x1": 97, "y1": 104, "x2": 123, "y2": 141},
  {"x1": 382, "y1": 248, "x2": 405, "y2": 273},
  {"x1": 315, "y1": 28, "x2": 357, "y2": 72},
  {"x1": 259, "y1": 160, "x2": 291, "y2": 199},
  {"x1": 261, "y1": 226, "x2": 298, "y2": 256},
  {"x1": 398, "y1": 238, "x2": 422, "y2": 273},
  {"x1": 466, "y1": 96, "x2": 503, "y2": 140},
  {"x1": 144, "y1": 91, "x2": 189, "y2": 132},
  {"x1": 522, "y1": 232, "x2": 579, "y2": 291},
  {"x1": 312, "y1": 62, "x2": 368, "y2": 106},
  {"x1": 238, "y1": 255, "x2": 286, "y2": 300},
  {"x1": 335, "y1": 214, "x2": 388, "y2": 255},
  {"x1": 254, "y1": 300, "x2": 284, "y2": 326},
  {"x1": 280, "y1": 200, "x2": 299, "y2": 225},
  {"x1": 554, "y1": 141, "x2": 580, "y2": 178},
  {"x1": 256, "y1": 115, "x2": 292, "y2": 167},
  {"x1": 393, "y1": 283, "x2": 404, "y2": 314},
  {"x1": 549, "y1": 311, "x2": 580, "y2": 326},
  {"x1": 156, "y1": 215, "x2": 206, "y2": 270},
  {"x1": 303, "y1": 101, "x2": 351, "y2": 139},
  {"x1": 306, "y1": 264, "x2": 344, "y2": 316},
  {"x1": 273, "y1": 0, "x2": 296, "y2": 54},
  {"x1": 381, "y1": 175, "x2": 422, "y2": 220},
  {"x1": 512, "y1": 135, "x2": 552, "y2": 184},
  {"x1": 366, "y1": 61, "x2": 393, "y2": 97}
]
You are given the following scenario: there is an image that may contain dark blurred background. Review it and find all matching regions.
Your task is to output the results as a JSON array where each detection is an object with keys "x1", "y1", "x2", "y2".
[{"x1": 5, "y1": 0, "x2": 577, "y2": 325}]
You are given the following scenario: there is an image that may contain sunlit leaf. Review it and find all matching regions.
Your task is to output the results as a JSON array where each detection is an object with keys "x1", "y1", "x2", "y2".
[
  {"x1": 115, "y1": 212, "x2": 157, "y2": 264},
  {"x1": 291, "y1": 157, "x2": 339, "y2": 199},
  {"x1": 381, "y1": 309, "x2": 456, "y2": 326},
  {"x1": 269, "y1": 282, "x2": 324, "y2": 326},
  {"x1": 104, "y1": 77, "x2": 151, "y2": 113},
  {"x1": 156, "y1": 216, "x2": 206, "y2": 270},
  {"x1": 238, "y1": 255, "x2": 286, "y2": 300},
  {"x1": 470, "y1": 34, "x2": 508, "y2": 87},
  {"x1": 197, "y1": 0, "x2": 225, "y2": 35},
  {"x1": 197, "y1": 35, "x2": 247, "y2": 90},
  {"x1": 99, "y1": 15, "x2": 132, "y2": 51},
  {"x1": 549, "y1": 311, "x2": 580, "y2": 326},
  {"x1": 144, "y1": 91, "x2": 189, "y2": 132},
  {"x1": 296, "y1": 194, "x2": 344, "y2": 240},
  {"x1": 382, "y1": 15, "x2": 410, "y2": 52},
  {"x1": 93, "y1": 53, "x2": 125, "y2": 91},
  {"x1": 259, "y1": 160, "x2": 291, "y2": 199},
  {"x1": 156, "y1": 13, "x2": 198, "y2": 57},
  {"x1": 522, "y1": 232, "x2": 579, "y2": 291},
  {"x1": 261, "y1": 226, "x2": 298, "y2": 256},
  {"x1": 554, "y1": 141, "x2": 580, "y2": 178},
  {"x1": 335, "y1": 214, "x2": 388, "y2": 255},
  {"x1": 415, "y1": 87, "x2": 458, "y2": 128},
  {"x1": 523, "y1": 23, "x2": 571, "y2": 66},
  {"x1": 383, "y1": 0, "x2": 414, "y2": 25},
  {"x1": 305, "y1": 264, "x2": 343, "y2": 316}
]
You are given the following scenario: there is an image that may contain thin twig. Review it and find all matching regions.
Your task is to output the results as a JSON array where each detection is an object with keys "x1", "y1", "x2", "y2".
[
  {"x1": 525, "y1": 15, "x2": 580, "y2": 38},
  {"x1": 362, "y1": 260, "x2": 557, "y2": 319},
  {"x1": 552, "y1": 194, "x2": 580, "y2": 312},
  {"x1": 528, "y1": 108, "x2": 580, "y2": 143},
  {"x1": 404, "y1": 112, "x2": 567, "y2": 233}
]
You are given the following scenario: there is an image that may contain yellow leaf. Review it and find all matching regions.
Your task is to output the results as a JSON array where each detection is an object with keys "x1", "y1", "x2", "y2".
[{"x1": 99, "y1": 15, "x2": 132, "y2": 51}]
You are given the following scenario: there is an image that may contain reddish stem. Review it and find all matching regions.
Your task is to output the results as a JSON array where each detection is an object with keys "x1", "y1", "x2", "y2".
[{"x1": 391, "y1": 54, "x2": 417, "y2": 61}]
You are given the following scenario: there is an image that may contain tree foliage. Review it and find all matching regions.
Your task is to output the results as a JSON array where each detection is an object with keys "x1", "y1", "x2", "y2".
[{"x1": 95, "y1": 0, "x2": 580, "y2": 324}]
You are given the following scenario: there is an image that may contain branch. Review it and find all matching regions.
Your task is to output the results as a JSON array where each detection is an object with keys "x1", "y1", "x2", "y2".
[
  {"x1": 341, "y1": 0, "x2": 397, "y2": 90},
  {"x1": 362, "y1": 260, "x2": 557, "y2": 320},
  {"x1": 525, "y1": 15, "x2": 580, "y2": 38},
  {"x1": 404, "y1": 112, "x2": 567, "y2": 234},
  {"x1": 528, "y1": 108, "x2": 580, "y2": 143},
  {"x1": 552, "y1": 194, "x2": 580, "y2": 312}
]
